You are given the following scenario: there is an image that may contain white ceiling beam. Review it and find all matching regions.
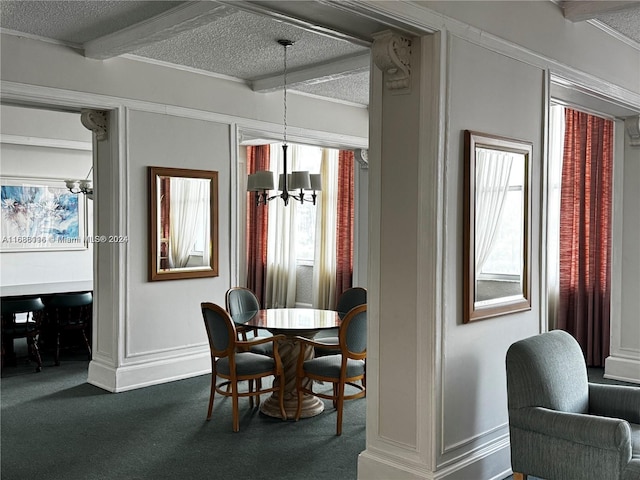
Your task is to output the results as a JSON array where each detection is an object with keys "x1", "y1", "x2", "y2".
[
  {"x1": 561, "y1": 0, "x2": 640, "y2": 22},
  {"x1": 252, "y1": 52, "x2": 370, "y2": 92},
  {"x1": 217, "y1": 0, "x2": 372, "y2": 47},
  {"x1": 83, "y1": 1, "x2": 236, "y2": 60}
]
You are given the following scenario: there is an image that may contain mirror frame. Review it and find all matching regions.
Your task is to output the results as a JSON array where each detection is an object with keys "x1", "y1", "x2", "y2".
[
  {"x1": 149, "y1": 166, "x2": 219, "y2": 281},
  {"x1": 463, "y1": 130, "x2": 532, "y2": 323}
]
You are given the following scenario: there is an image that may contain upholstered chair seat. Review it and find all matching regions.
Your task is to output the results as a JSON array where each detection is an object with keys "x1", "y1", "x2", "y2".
[{"x1": 302, "y1": 355, "x2": 366, "y2": 378}]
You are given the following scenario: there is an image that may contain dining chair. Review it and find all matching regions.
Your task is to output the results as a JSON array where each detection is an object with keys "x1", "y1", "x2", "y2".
[
  {"x1": 201, "y1": 302, "x2": 286, "y2": 432},
  {"x1": 1, "y1": 297, "x2": 46, "y2": 372},
  {"x1": 506, "y1": 330, "x2": 640, "y2": 480},
  {"x1": 44, "y1": 292, "x2": 93, "y2": 365},
  {"x1": 225, "y1": 287, "x2": 272, "y2": 356},
  {"x1": 315, "y1": 286, "x2": 367, "y2": 357},
  {"x1": 294, "y1": 304, "x2": 367, "y2": 435}
]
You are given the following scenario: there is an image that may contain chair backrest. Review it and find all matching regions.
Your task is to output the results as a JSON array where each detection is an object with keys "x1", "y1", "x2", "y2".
[
  {"x1": 506, "y1": 330, "x2": 589, "y2": 414},
  {"x1": 225, "y1": 287, "x2": 260, "y2": 322},
  {"x1": 1, "y1": 297, "x2": 45, "y2": 316},
  {"x1": 336, "y1": 287, "x2": 367, "y2": 318},
  {"x1": 47, "y1": 292, "x2": 93, "y2": 308},
  {"x1": 339, "y1": 304, "x2": 367, "y2": 357},
  {"x1": 201, "y1": 302, "x2": 236, "y2": 357}
]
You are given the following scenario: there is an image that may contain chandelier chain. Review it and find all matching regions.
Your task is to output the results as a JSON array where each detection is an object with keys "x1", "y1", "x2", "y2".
[{"x1": 283, "y1": 42, "x2": 288, "y2": 146}]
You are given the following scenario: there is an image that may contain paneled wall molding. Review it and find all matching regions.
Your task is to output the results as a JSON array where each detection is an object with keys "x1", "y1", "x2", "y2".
[
  {"x1": 371, "y1": 30, "x2": 412, "y2": 93},
  {"x1": 0, "y1": 134, "x2": 92, "y2": 151},
  {"x1": 80, "y1": 109, "x2": 108, "y2": 140},
  {"x1": 0, "y1": 82, "x2": 367, "y2": 150},
  {"x1": 441, "y1": 423, "x2": 508, "y2": 455},
  {"x1": 626, "y1": 116, "x2": 640, "y2": 146}
]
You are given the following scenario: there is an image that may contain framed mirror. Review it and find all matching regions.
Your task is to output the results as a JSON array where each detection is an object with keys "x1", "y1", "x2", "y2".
[
  {"x1": 463, "y1": 131, "x2": 532, "y2": 323},
  {"x1": 149, "y1": 166, "x2": 218, "y2": 281}
]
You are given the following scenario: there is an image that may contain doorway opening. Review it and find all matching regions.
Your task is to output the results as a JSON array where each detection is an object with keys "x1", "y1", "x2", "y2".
[{"x1": 0, "y1": 104, "x2": 94, "y2": 376}]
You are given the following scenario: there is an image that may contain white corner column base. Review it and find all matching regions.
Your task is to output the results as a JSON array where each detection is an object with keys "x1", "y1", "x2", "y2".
[
  {"x1": 87, "y1": 349, "x2": 211, "y2": 392},
  {"x1": 604, "y1": 355, "x2": 640, "y2": 384},
  {"x1": 358, "y1": 450, "x2": 432, "y2": 480},
  {"x1": 358, "y1": 440, "x2": 511, "y2": 480}
]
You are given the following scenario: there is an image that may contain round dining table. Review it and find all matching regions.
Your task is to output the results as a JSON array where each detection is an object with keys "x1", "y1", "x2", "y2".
[{"x1": 231, "y1": 308, "x2": 342, "y2": 419}]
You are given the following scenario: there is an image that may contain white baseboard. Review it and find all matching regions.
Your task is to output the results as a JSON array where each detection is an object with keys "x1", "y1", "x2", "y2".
[
  {"x1": 604, "y1": 355, "x2": 640, "y2": 384},
  {"x1": 88, "y1": 350, "x2": 211, "y2": 392},
  {"x1": 358, "y1": 439, "x2": 511, "y2": 480},
  {"x1": 358, "y1": 450, "x2": 433, "y2": 479}
]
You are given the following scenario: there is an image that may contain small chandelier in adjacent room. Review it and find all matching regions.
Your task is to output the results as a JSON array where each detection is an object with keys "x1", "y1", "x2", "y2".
[
  {"x1": 65, "y1": 166, "x2": 94, "y2": 200},
  {"x1": 247, "y1": 39, "x2": 321, "y2": 206}
]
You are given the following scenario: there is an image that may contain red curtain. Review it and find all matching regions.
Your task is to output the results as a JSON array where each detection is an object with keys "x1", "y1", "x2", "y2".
[
  {"x1": 557, "y1": 108, "x2": 613, "y2": 367},
  {"x1": 246, "y1": 145, "x2": 270, "y2": 307},
  {"x1": 335, "y1": 150, "x2": 355, "y2": 306},
  {"x1": 159, "y1": 177, "x2": 170, "y2": 270}
]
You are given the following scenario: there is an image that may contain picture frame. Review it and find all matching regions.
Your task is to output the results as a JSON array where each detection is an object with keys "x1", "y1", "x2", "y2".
[
  {"x1": 463, "y1": 131, "x2": 532, "y2": 323},
  {"x1": 1, "y1": 176, "x2": 87, "y2": 252},
  {"x1": 148, "y1": 166, "x2": 219, "y2": 281}
]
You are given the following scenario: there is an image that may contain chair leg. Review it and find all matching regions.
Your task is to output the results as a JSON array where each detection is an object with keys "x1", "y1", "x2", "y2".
[
  {"x1": 55, "y1": 330, "x2": 61, "y2": 366},
  {"x1": 256, "y1": 378, "x2": 262, "y2": 407},
  {"x1": 207, "y1": 374, "x2": 216, "y2": 420},
  {"x1": 81, "y1": 328, "x2": 92, "y2": 360},
  {"x1": 278, "y1": 372, "x2": 286, "y2": 421},
  {"x1": 249, "y1": 379, "x2": 254, "y2": 408},
  {"x1": 27, "y1": 335, "x2": 42, "y2": 372},
  {"x1": 336, "y1": 381, "x2": 345, "y2": 436},
  {"x1": 512, "y1": 474, "x2": 527, "y2": 480},
  {"x1": 232, "y1": 383, "x2": 240, "y2": 432}
]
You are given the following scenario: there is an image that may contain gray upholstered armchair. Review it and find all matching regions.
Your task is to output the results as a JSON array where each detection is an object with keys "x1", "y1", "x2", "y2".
[{"x1": 506, "y1": 330, "x2": 640, "y2": 480}]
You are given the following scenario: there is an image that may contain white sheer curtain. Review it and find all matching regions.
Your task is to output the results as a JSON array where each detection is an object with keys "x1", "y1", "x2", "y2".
[
  {"x1": 475, "y1": 148, "x2": 514, "y2": 274},
  {"x1": 312, "y1": 148, "x2": 339, "y2": 309},
  {"x1": 169, "y1": 177, "x2": 206, "y2": 268},
  {"x1": 265, "y1": 144, "x2": 299, "y2": 308},
  {"x1": 547, "y1": 105, "x2": 566, "y2": 329}
]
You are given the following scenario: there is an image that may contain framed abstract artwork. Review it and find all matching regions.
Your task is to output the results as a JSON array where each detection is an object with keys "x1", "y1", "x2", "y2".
[{"x1": 1, "y1": 177, "x2": 87, "y2": 251}]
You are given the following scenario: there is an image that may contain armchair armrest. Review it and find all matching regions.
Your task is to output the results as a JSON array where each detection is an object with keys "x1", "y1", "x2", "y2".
[
  {"x1": 509, "y1": 406, "x2": 633, "y2": 454},
  {"x1": 589, "y1": 383, "x2": 640, "y2": 424},
  {"x1": 237, "y1": 334, "x2": 284, "y2": 349},
  {"x1": 294, "y1": 336, "x2": 340, "y2": 351}
]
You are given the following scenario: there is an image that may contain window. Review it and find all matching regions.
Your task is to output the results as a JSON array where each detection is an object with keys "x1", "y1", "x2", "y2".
[
  {"x1": 480, "y1": 158, "x2": 525, "y2": 279},
  {"x1": 291, "y1": 145, "x2": 322, "y2": 264}
]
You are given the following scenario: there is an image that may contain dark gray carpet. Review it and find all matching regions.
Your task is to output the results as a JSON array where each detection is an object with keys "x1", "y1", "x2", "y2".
[
  {"x1": 2, "y1": 344, "x2": 632, "y2": 480},
  {"x1": 1, "y1": 357, "x2": 365, "y2": 480}
]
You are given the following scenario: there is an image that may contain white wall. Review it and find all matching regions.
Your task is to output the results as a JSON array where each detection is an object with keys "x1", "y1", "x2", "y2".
[
  {"x1": 442, "y1": 33, "x2": 543, "y2": 466},
  {"x1": 607, "y1": 119, "x2": 640, "y2": 383},
  {"x1": 0, "y1": 31, "x2": 368, "y2": 391},
  {"x1": 357, "y1": 1, "x2": 640, "y2": 479},
  {"x1": 0, "y1": 105, "x2": 93, "y2": 295},
  {"x1": 125, "y1": 110, "x2": 231, "y2": 356}
]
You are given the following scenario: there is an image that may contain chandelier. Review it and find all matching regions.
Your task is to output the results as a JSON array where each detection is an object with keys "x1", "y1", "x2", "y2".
[
  {"x1": 247, "y1": 39, "x2": 321, "y2": 206},
  {"x1": 65, "y1": 166, "x2": 94, "y2": 199}
]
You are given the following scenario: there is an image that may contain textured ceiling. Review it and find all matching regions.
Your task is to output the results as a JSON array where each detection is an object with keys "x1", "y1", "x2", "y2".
[
  {"x1": 595, "y1": 6, "x2": 640, "y2": 43},
  {"x1": 132, "y1": 10, "x2": 367, "y2": 81},
  {"x1": 0, "y1": 0, "x2": 372, "y2": 105},
  {"x1": 0, "y1": 1, "x2": 184, "y2": 44},
  {"x1": 0, "y1": 1, "x2": 638, "y2": 108}
]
